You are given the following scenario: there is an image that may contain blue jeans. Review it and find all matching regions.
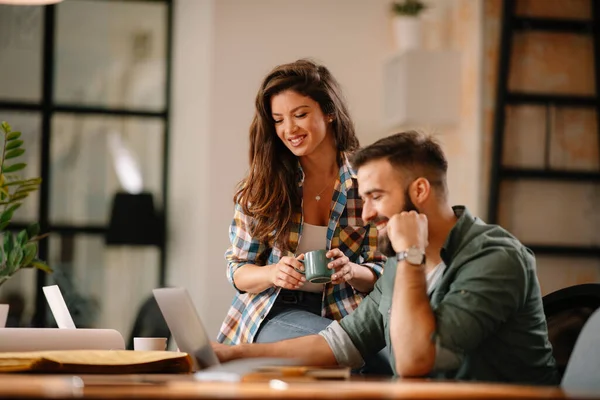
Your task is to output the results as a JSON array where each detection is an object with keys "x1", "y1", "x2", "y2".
[
  {"x1": 255, "y1": 307, "x2": 332, "y2": 342},
  {"x1": 255, "y1": 292, "x2": 393, "y2": 376}
]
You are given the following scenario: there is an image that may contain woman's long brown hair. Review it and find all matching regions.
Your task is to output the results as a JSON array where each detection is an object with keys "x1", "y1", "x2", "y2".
[{"x1": 234, "y1": 59, "x2": 360, "y2": 252}]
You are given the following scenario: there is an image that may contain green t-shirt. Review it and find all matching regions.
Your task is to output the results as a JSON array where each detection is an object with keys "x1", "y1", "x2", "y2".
[{"x1": 339, "y1": 206, "x2": 559, "y2": 384}]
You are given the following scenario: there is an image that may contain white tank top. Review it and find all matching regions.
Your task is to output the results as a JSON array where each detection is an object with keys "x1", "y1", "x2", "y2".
[{"x1": 296, "y1": 222, "x2": 328, "y2": 293}]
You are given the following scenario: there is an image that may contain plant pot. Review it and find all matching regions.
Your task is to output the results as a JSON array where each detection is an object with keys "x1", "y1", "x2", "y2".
[
  {"x1": 0, "y1": 304, "x2": 8, "y2": 328},
  {"x1": 393, "y1": 16, "x2": 422, "y2": 52}
]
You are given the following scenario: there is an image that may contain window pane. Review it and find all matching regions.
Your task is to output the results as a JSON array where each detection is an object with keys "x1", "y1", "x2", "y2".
[
  {"x1": 0, "y1": 110, "x2": 41, "y2": 223},
  {"x1": 0, "y1": 6, "x2": 43, "y2": 102},
  {"x1": 50, "y1": 114, "x2": 163, "y2": 226},
  {"x1": 46, "y1": 234, "x2": 160, "y2": 339},
  {"x1": 55, "y1": 0, "x2": 167, "y2": 111}
]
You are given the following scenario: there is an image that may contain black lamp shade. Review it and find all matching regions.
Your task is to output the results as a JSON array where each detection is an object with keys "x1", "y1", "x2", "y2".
[{"x1": 106, "y1": 192, "x2": 163, "y2": 246}]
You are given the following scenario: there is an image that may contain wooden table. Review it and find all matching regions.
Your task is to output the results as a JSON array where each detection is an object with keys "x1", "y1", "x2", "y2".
[{"x1": 0, "y1": 374, "x2": 596, "y2": 399}]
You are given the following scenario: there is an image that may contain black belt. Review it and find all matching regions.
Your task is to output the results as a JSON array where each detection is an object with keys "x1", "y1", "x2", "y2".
[{"x1": 277, "y1": 290, "x2": 321, "y2": 305}]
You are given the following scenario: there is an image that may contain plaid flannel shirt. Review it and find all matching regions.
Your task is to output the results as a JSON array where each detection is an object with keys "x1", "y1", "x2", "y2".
[{"x1": 217, "y1": 157, "x2": 386, "y2": 345}]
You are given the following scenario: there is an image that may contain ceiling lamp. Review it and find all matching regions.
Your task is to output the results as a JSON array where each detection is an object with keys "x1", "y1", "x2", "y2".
[{"x1": 0, "y1": 0, "x2": 63, "y2": 5}]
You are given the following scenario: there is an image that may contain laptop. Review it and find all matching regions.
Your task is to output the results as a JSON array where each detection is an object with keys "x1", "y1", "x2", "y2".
[
  {"x1": 152, "y1": 287, "x2": 297, "y2": 378},
  {"x1": 43, "y1": 285, "x2": 77, "y2": 329}
]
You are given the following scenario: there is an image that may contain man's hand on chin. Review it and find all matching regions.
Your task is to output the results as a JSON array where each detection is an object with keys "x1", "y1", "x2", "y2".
[
  {"x1": 387, "y1": 211, "x2": 428, "y2": 253},
  {"x1": 211, "y1": 341, "x2": 239, "y2": 363}
]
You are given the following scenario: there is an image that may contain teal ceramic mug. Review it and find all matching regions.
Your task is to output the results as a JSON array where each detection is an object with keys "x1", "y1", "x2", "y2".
[{"x1": 301, "y1": 249, "x2": 334, "y2": 284}]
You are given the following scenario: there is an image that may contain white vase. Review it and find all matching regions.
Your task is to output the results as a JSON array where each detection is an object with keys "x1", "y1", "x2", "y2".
[
  {"x1": 393, "y1": 16, "x2": 423, "y2": 52},
  {"x1": 0, "y1": 304, "x2": 8, "y2": 328}
]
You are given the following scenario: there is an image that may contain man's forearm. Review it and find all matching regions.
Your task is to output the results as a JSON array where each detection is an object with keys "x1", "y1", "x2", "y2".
[
  {"x1": 232, "y1": 335, "x2": 338, "y2": 366},
  {"x1": 347, "y1": 263, "x2": 378, "y2": 292},
  {"x1": 389, "y1": 261, "x2": 436, "y2": 376}
]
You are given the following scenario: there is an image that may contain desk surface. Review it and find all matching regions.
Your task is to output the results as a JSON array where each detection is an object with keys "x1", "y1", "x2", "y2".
[{"x1": 0, "y1": 374, "x2": 596, "y2": 400}]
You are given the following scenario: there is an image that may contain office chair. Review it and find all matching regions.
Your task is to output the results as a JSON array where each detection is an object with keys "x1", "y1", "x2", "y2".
[
  {"x1": 542, "y1": 283, "x2": 600, "y2": 377},
  {"x1": 561, "y1": 307, "x2": 600, "y2": 393}
]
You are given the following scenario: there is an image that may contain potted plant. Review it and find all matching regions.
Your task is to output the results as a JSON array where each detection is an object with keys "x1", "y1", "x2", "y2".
[
  {"x1": 0, "y1": 121, "x2": 52, "y2": 325},
  {"x1": 391, "y1": 0, "x2": 427, "y2": 52}
]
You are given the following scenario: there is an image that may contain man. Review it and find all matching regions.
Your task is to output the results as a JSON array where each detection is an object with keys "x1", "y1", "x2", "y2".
[{"x1": 213, "y1": 131, "x2": 559, "y2": 384}]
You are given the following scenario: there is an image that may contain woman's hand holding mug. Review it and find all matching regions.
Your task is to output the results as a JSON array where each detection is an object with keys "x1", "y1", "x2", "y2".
[{"x1": 270, "y1": 254, "x2": 306, "y2": 289}]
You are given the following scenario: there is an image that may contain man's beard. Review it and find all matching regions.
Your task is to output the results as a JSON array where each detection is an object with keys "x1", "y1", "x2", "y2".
[{"x1": 378, "y1": 187, "x2": 418, "y2": 257}]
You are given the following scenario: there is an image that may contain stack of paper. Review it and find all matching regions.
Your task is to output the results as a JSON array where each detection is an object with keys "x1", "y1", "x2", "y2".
[{"x1": 0, "y1": 350, "x2": 192, "y2": 374}]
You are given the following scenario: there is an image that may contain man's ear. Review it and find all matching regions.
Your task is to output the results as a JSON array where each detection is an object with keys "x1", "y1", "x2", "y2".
[{"x1": 412, "y1": 177, "x2": 431, "y2": 205}]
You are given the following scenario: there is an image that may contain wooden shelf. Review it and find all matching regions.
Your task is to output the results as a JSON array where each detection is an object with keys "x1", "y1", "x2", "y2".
[
  {"x1": 527, "y1": 245, "x2": 600, "y2": 257},
  {"x1": 501, "y1": 168, "x2": 600, "y2": 182},
  {"x1": 506, "y1": 92, "x2": 597, "y2": 107},
  {"x1": 513, "y1": 17, "x2": 593, "y2": 34}
]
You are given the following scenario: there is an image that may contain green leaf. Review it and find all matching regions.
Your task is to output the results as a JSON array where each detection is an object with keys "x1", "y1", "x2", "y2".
[
  {"x1": 5, "y1": 148, "x2": 25, "y2": 159},
  {"x1": 9, "y1": 194, "x2": 28, "y2": 202},
  {"x1": 22, "y1": 242, "x2": 36, "y2": 266},
  {"x1": 13, "y1": 189, "x2": 35, "y2": 197},
  {"x1": 3, "y1": 179, "x2": 24, "y2": 187},
  {"x1": 16, "y1": 249, "x2": 24, "y2": 267},
  {"x1": 1, "y1": 121, "x2": 11, "y2": 133},
  {"x1": 26, "y1": 177, "x2": 42, "y2": 185},
  {"x1": 6, "y1": 131, "x2": 21, "y2": 140},
  {"x1": 2, "y1": 163, "x2": 26, "y2": 173},
  {"x1": 7, "y1": 247, "x2": 23, "y2": 273},
  {"x1": 26, "y1": 223, "x2": 40, "y2": 239},
  {"x1": 0, "y1": 221, "x2": 9, "y2": 231},
  {"x1": 16, "y1": 184, "x2": 41, "y2": 192},
  {"x1": 3, "y1": 233, "x2": 14, "y2": 256},
  {"x1": 20, "y1": 182, "x2": 41, "y2": 188},
  {"x1": 6, "y1": 140, "x2": 23, "y2": 150},
  {"x1": 17, "y1": 229, "x2": 28, "y2": 246},
  {"x1": 31, "y1": 260, "x2": 52, "y2": 273},
  {"x1": 15, "y1": 185, "x2": 38, "y2": 192},
  {"x1": 4, "y1": 178, "x2": 41, "y2": 187},
  {"x1": 0, "y1": 203, "x2": 21, "y2": 223}
]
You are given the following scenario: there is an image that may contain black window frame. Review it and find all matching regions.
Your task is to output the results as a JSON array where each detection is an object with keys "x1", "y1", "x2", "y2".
[{"x1": 0, "y1": 0, "x2": 173, "y2": 327}]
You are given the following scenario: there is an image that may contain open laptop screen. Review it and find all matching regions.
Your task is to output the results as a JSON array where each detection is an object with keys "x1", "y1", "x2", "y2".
[{"x1": 152, "y1": 287, "x2": 220, "y2": 371}]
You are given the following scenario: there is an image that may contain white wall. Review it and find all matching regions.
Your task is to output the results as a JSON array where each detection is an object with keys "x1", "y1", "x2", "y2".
[{"x1": 167, "y1": 0, "x2": 216, "y2": 332}]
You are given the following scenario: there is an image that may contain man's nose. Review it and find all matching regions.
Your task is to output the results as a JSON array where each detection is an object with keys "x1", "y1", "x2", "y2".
[{"x1": 362, "y1": 201, "x2": 376, "y2": 222}]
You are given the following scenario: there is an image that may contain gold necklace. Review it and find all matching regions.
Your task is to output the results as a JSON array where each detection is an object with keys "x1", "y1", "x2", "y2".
[{"x1": 310, "y1": 181, "x2": 332, "y2": 202}]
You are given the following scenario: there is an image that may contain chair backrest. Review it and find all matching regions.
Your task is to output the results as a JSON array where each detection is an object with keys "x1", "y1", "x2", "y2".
[
  {"x1": 127, "y1": 295, "x2": 171, "y2": 350},
  {"x1": 542, "y1": 283, "x2": 600, "y2": 376},
  {"x1": 561, "y1": 307, "x2": 600, "y2": 392}
]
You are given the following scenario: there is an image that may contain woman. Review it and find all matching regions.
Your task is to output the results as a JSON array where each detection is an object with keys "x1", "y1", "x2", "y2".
[{"x1": 218, "y1": 59, "x2": 385, "y2": 346}]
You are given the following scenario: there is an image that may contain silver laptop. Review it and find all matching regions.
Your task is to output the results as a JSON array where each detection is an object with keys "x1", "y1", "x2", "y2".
[
  {"x1": 152, "y1": 287, "x2": 220, "y2": 371},
  {"x1": 153, "y1": 287, "x2": 297, "y2": 377},
  {"x1": 43, "y1": 285, "x2": 77, "y2": 329}
]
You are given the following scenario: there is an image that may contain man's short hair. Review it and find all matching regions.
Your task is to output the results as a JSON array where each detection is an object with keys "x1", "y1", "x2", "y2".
[{"x1": 350, "y1": 130, "x2": 448, "y2": 194}]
